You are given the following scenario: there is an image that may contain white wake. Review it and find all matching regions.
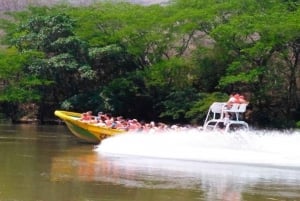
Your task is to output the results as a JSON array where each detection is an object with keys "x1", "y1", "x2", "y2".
[{"x1": 95, "y1": 129, "x2": 300, "y2": 168}]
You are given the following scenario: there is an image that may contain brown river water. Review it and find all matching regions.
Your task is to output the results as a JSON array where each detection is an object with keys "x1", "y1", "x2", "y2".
[{"x1": 0, "y1": 123, "x2": 300, "y2": 201}]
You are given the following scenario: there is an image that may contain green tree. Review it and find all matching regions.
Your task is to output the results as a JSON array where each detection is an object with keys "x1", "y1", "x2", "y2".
[
  {"x1": 7, "y1": 12, "x2": 97, "y2": 121},
  {"x1": 100, "y1": 71, "x2": 154, "y2": 121},
  {"x1": 0, "y1": 48, "x2": 45, "y2": 121}
]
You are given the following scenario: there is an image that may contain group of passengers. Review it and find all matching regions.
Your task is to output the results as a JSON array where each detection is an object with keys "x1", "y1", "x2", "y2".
[
  {"x1": 79, "y1": 93, "x2": 249, "y2": 131},
  {"x1": 79, "y1": 111, "x2": 187, "y2": 132},
  {"x1": 226, "y1": 93, "x2": 248, "y2": 108}
]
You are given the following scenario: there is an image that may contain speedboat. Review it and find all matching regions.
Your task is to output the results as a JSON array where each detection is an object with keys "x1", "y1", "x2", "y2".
[{"x1": 55, "y1": 102, "x2": 249, "y2": 144}]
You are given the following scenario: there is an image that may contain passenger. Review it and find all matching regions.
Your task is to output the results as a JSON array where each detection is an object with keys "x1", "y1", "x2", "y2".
[
  {"x1": 80, "y1": 111, "x2": 94, "y2": 122},
  {"x1": 110, "y1": 117, "x2": 117, "y2": 129},
  {"x1": 128, "y1": 119, "x2": 142, "y2": 132},
  {"x1": 117, "y1": 120, "x2": 129, "y2": 131},
  {"x1": 103, "y1": 114, "x2": 113, "y2": 126},
  {"x1": 90, "y1": 112, "x2": 102, "y2": 124},
  {"x1": 80, "y1": 113, "x2": 88, "y2": 121},
  {"x1": 96, "y1": 119, "x2": 106, "y2": 127},
  {"x1": 148, "y1": 121, "x2": 158, "y2": 133},
  {"x1": 225, "y1": 93, "x2": 249, "y2": 122},
  {"x1": 115, "y1": 116, "x2": 126, "y2": 128},
  {"x1": 142, "y1": 123, "x2": 151, "y2": 132},
  {"x1": 171, "y1": 124, "x2": 180, "y2": 131},
  {"x1": 139, "y1": 121, "x2": 146, "y2": 132},
  {"x1": 157, "y1": 122, "x2": 168, "y2": 132},
  {"x1": 226, "y1": 93, "x2": 239, "y2": 108},
  {"x1": 238, "y1": 95, "x2": 248, "y2": 104},
  {"x1": 226, "y1": 93, "x2": 249, "y2": 108},
  {"x1": 86, "y1": 111, "x2": 93, "y2": 117},
  {"x1": 96, "y1": 112, "x2": 103, "y2": 121}
]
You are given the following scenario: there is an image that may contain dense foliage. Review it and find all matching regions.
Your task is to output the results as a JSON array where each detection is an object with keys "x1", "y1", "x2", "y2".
[{"x1": 0, "y1": 0, "x2": 299, "y2": 128}]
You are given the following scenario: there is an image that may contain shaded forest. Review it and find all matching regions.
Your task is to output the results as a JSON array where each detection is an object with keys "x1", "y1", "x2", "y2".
[{"x1": 0, "y1": 0, "x2": 299, "y2": 129}]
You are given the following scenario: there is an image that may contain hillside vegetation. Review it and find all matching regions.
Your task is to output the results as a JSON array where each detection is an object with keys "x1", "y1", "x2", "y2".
[{"x1": 0, "y1": 0, "x2": 299, "y2": 128}]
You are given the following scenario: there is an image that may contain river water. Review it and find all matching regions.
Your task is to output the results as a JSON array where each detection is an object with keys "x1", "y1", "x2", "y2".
[{"x1": 0, "y1": 124, "x2": 300, "y2": 201}]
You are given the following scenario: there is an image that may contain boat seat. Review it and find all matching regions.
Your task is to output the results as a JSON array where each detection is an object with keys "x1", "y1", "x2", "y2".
[{"x1": 223, "y1": 103, "x2": 248, "y2": 121}]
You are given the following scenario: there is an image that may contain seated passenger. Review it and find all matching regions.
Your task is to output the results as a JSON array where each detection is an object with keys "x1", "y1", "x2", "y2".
[
  {"x1": 96, "y1": 119, "x2": 106, "y2": 127},
  {"x1": 225, "y1": 93, "x2": 248, "y2": 122},
  {"x1": 127, "y1": 119, "x2": 142, "y2": 132},
  {"x1": 226, "y1": 93, "x2": 239, "y2": 108},
  {"x1": 226, "y1": 93, "x2": 248, "y2": 108},
  {"x1": 110, "y1": 117, "x2": 117, "y2": 129},
  {"x1": 238, "y1": 95, "x2": 248, "y2": 104},
  {"x1": 117, "y1": 120, "x2": 129, "y2": 131},
  {"x1": 80, "y1": 111, "x2": 94, "y2": 122}
]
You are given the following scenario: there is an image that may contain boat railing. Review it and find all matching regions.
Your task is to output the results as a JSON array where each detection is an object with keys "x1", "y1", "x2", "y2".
[{"x1": 203, "y1": 102, "x2": 249, "y2": 132}]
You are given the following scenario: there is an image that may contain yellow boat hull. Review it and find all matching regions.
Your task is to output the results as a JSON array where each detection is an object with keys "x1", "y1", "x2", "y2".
[{"x1": 54, "y1": 110, "x2": 125, "y2": 144}]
